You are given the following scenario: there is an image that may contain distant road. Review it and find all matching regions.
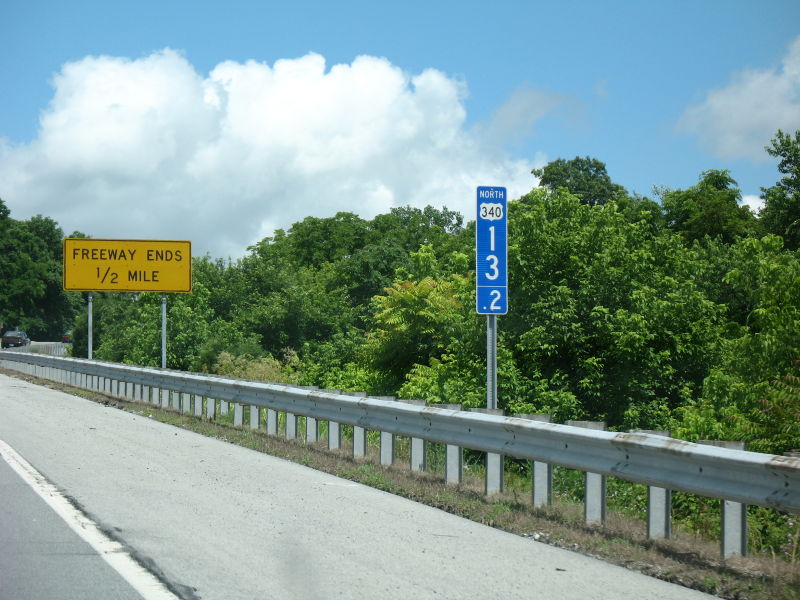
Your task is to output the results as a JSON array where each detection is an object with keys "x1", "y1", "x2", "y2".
[
  {"x1": 0, "y1": 374, "x2": 718, "y2": 600},
  {"x1": 28, "y1": 340, "x2": 69, "y2": 355}
]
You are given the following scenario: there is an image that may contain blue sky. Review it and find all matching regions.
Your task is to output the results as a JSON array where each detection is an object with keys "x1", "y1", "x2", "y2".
[{"x1": 2, "y1": 1, "x2": 799, "y2": 257}]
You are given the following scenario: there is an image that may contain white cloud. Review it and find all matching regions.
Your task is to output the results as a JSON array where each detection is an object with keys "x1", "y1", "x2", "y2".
[
  {"x1": 0, "y1": 49, "x2": 540, "y2": 258},
  {"x1": 741, "y1": 194, "x2": 764, "y2": 213},
  {"x1": 678, "y1": 36, "x2": 800, "y2": 161}
]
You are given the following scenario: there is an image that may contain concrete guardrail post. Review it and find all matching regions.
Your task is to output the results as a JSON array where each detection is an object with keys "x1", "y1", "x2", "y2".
[
  {"x1": 285, "y1": 410, "x2": 297, "y2": 439},
  {"x1": 306, "y1": 415, "x2": 319, "y2": 443},
  {"x1": 194, "y1": 395, "x2": 203, "y2": 417},
  {"x1": 631, "y1": 429, "x2": 673, "y2": 540},
  {"x1": 518, "y1": 414, "x2": 553, "y2": 507},
  {"x1": 376, "y1": 397, "x2": 397, "y2": 466},
  {"x1": 206, "y1": 397, "x2": 216, "y2": 419},
  {"x1": 323, "y1": 390, "x2": 343, "y2": 450},
  {"x1": 296, "y1": 385, "x2": 319, "y2": 444},
  {"x1": 471, "y1": 408, "x2": 505, "y2": 495},
  {"x1": 342, "y1": 392, "x2": 367, "y2": 457},
  {"x1": 400, "y1": 400, "x2": 427, "y2": 472},
  {"x1": 250, "y1": 405, "x2": 261, "y2": 430},
  {"x1": 431, "y1": 404, "x2": 463, "y2": 485},
  {"x1": 233, "y1": 403, "x2": 243, "y2": 426},
  {"x1": 700, "y1": 440, "x2": 748, "y2": 558},
  {"x1": 567, "y1": 420, "x2": 607, "y2": 524},
  {"x1": 267, "y1": 408, "x2": 278, "y2": 435}
]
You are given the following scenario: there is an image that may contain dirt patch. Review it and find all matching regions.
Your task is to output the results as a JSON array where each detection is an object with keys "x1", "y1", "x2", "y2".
[{"x1": 4, "y1": 367, "x2": 798, "y2": 600}]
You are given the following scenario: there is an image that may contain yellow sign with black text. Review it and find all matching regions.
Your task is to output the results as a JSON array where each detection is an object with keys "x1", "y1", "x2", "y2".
[{"x1": 63, "y1": 239, "x2": 192, "y2": 293}]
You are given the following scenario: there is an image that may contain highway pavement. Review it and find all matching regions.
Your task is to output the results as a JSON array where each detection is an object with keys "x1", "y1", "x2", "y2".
[{"x1": 0, "y1": 373, "x2": 719, "y2": 600}]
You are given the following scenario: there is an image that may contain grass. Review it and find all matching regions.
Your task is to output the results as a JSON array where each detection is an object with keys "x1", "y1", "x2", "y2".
[{"x1": 4, "y1": 366, "x2": 799, "y2": 600}]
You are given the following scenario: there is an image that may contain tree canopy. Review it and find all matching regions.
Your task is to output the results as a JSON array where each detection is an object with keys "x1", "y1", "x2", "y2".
[
  {"x1": 532, "y1": 156, "x2": 627, "y2": 206},
  {"x1": 760, "y1": 129, "x2": 800, "y2": 250}
]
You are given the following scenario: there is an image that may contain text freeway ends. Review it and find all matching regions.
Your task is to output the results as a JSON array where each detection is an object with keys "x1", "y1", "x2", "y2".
[{"x1": 63, "y1": 239, "x2": 192, "y2": 293}]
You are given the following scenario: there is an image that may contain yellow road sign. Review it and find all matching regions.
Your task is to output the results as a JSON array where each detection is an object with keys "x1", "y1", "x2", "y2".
[{"x1": 63, "y1": 239, "x2": 192, "y2": 293}]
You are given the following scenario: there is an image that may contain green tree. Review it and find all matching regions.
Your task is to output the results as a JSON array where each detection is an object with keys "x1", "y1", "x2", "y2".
[
  {"x1": 284, "y1": 212, "x2": 369, "y2": 267},
  {"x1": 760, "y1": 129, "x2": 800, "y2": 250},
  {"x1": 661, "y1": 169, "x2": 758, "y2": 244},
  {"x1": 0, "y1": 205, "x2": 78, "y2": 339},
  {"x1": 675, "y1": 235, "x2": 800, "y2": 453},
  {"x1": 508, "y1": 188, "x2": 726, "y2": 428},
  {"x1": 533, "y1": 156, "x2": 627, "y2": 206}
]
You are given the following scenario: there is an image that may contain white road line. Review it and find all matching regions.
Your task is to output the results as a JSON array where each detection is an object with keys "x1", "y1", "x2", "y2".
[{"x1": 0, "y1": 438, "x2": 181, "y2": 600}]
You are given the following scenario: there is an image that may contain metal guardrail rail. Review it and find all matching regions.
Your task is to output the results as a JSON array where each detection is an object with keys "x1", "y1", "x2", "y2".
[{"x1": 2, "y1": 350, "x2": 798, "y2": 516}]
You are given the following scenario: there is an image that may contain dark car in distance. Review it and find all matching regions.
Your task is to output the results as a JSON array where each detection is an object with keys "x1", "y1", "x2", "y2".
[{"x1": 2, "y1": 330, "x2": 30, "y2": 348}]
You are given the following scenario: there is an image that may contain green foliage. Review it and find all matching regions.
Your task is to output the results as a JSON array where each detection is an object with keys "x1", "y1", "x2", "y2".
[
  {"x1": 533, "y1": 156, "x2": 627, "y2": 207},
  {"x1": 212, "y1": 351, "x2": 296, "y2": 383},
  {"x1": 661, "y1": 169, "x2": 759, "y2": 244},
  {"x1": 0, "y1": 204, "x2": 78, "y2": 339},
  {"x1": 508, "y1": 188, "x2": 725, "y2": 429},
  {"x1": 676, "y1": 235, "x2": 800, "y2": 453},
  {"x1": 760, "y1": 129, "x2": 800, "y2": 250}
]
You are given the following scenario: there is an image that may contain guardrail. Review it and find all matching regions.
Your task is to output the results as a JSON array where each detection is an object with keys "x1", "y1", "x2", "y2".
[{"x1": 2, "y1": 350, "x2": 799, "y2": 559}]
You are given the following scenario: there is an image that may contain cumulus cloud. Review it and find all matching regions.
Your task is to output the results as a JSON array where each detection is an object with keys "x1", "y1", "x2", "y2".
[
  {"x1": 0, "y1": 49, "x2": 539, "y2": 258},
  {"x1": 741, "y1": 194, "x2": 764, "y2": 214},
  {"x1": 478, "y1": 88, "x2": 574, "y2": 144},
  {"x1": 678, "y1": 36, "x2": 800, "y2": 161}
]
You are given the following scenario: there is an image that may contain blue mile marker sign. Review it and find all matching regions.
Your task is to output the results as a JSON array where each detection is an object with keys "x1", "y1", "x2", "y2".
[{"x1": 476, "y1": 186, "x2": 508, "y2": 315}]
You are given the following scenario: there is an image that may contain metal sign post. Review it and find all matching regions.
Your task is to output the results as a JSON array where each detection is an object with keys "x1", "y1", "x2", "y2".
[
  {"x1": 161, "y1": 293, "x2": 167, "y2": 369},
  {"x1": 475, "y1": 186, "x2": 508, "y2": 410},
  {"x1": 486, "y1": 314, "x2": 498, "y2": 409},
  {"x1": 87, "y1": 292, "x2": 93, "y2": 360}
]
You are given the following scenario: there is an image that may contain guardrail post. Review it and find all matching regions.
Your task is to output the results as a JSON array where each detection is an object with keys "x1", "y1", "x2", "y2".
[
  {"x1": 472, "y1": 408, "x2": 505, "y2": 495},
  {"x1": 700, "y1": 440, "x2": 748, "y2": 558},
  {"x1": 352, "y1": 425, "x2": 367, "y2": 458},
  {"x1": 285, "y1": 410, "x2": 296, "y2": 438},
  {"x1": 567, "y1": 420, "x2": 607, "y2": 524},
  {"x1": 220, "y1": 400, "x2": 229, "y2": 415},
  {"x1": 233, "y1": 403, "x2": 243, "y2": 426},
  {"x1": 293, "y1": 385, "x2": 321, "y2": 440},
  {"x1": 518, "y1": 414, "x2": 553, "y2": 507},
  {"x1": 267, "y1": 408, "x2": 278, "y2": 435},
  {"x1": 285, "y1": 411, "x2": 297, "y2": 439},
  {"x1": 206, "y1": 397, "x2": 216, "y2": 419},
  {"x1": 400, "y1": 400, "x2": 427, "y2": 472},
  {"x1": 194, "y1": 395, "x2": 203, "y2": 416},
  {"x1": 181, "y1": 392, "x2": 191, "y2": 413},
  {"x1": 376, "y1": 397, "x2": 397, "y2": 466},
  {"x1": 632, "y1": 430, "x2": 673, "y2": 540},
  {"x1": 380, "y1": 430, "x2": 395, "y2": 466},
  {"x1": 323, "y1": 390, "x2": 343, "y2": 450},
  {"x1": 250, "y1": 405, "x2": 261, "y2": 430},
  {"x1": 328, "y1": 420, "x2": 342, "y2": 450},
  {"x1": 341, "y1": 392, "x2": 366, "y2": 457},
  {"x1": 431, "y1": 404, "x2": 463, "y2": 485},
  {"x1": 306, "y1": 415, "x2": 319, "y2": 443}
]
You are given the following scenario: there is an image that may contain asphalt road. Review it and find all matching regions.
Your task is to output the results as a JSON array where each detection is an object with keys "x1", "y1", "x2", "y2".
[
  {"x1": 0, "y1": 457, "x2": 145, "y2": 600},
  {"x1": 0, "y1": 373, "x2": 719, "y2": 600}
]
